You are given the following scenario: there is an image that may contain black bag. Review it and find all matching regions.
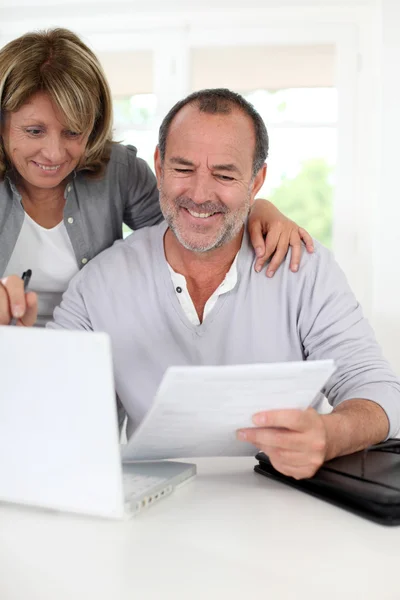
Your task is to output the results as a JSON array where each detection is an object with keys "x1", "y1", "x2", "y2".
[{"x1": 254, "y1": 439, "x2": 400, "y2": 525}]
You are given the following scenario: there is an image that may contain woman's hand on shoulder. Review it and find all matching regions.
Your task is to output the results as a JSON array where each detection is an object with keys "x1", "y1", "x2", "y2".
[
  {"x1": 248, "y1": 199, "x2": 314, "y2": 277},
  {"x1": 0, "y1": 275, "x2": 37, "y2": 326}
]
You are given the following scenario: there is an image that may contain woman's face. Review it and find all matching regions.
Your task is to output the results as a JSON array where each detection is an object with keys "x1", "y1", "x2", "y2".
[{"x1": 2, "y1": 92, "x2": 90, "y2": 191}]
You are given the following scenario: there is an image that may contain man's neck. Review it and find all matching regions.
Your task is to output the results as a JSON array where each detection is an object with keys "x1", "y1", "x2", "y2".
[
  {"x1": 164, "y1": 228, "x2": 243, "y2": 323},
  {"x1": 164, "y1": 227, "x2": 243, "y2": 281}
]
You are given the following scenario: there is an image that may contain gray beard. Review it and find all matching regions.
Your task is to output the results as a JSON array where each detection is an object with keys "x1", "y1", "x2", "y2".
[{"x1": 159, "y1": 191, "x2": 251, "y2": 253}]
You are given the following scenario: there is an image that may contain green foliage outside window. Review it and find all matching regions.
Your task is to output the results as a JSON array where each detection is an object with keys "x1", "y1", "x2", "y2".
[{"x1": 269, "y1": 158, "x2": 333, "y2": 248}]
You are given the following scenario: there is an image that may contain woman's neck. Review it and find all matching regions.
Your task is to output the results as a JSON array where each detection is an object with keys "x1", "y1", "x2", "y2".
[{"x1": 17, "y1": 181, "x2": 66, "y2": 229}]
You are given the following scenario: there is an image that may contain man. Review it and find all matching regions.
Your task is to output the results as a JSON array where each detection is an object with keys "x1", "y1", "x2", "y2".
[{"x1": 2, "y1": 89, "x2": 399, "y2": 479}]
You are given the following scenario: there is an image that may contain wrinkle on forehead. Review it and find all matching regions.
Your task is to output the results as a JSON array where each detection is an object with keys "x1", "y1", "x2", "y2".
[
  {"x1": 206, "y1": 159, "x2": 241, "y2": 172},
  {"x1": 166, "y1": 105, "x2": 256, "y2": 175},
  {"x1": 168, "y1": 141, "x2": 253, "y2": 179},
  {"x1": 169, "y1": 150, "x2": 242, "y2": 166}
]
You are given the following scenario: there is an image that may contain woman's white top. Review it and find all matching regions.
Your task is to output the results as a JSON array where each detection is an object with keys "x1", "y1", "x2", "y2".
[{"x1": 4, "y1": 212, "x2": 79, "y2": 326}]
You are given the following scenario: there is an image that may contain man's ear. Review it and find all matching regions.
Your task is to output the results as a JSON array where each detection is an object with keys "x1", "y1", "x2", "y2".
[
  {"x1": 154, "y1": 146, "x2": 163, "y2": 188},
  {"x1": 250, "y1": 163, "x2": 267, "y2": 202}
]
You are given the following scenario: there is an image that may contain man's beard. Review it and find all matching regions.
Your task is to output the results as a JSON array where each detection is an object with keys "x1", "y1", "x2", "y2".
[{"x1": 159, "y1": 187, "x2": 251, "y2": 253}]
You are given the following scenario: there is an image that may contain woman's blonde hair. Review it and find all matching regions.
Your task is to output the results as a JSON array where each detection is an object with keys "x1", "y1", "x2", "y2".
[{"x1": 0, "y1": 28, "x2": 113, "y2": 180}]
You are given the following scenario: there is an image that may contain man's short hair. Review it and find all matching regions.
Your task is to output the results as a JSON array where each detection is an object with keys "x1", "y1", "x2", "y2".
[{"x1": 158, "y1": 88, "x2": 269, "y2": 177}]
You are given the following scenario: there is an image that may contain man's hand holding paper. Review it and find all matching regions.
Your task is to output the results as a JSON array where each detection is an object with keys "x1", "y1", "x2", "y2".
[
  {"x1": 237, "y1": 407, "x2": 328, "y2": 479},
  {"x1": 237, "y1": 398, "x2": 389, "y2": 480},
  {"x1": 121, "y1": 361, "x2": 336, "y2": 463}
]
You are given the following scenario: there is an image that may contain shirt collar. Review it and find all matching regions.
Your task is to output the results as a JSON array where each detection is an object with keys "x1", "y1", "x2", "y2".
[{"x1": 167, "y1": 252, "x2": 239, "y2": 295}]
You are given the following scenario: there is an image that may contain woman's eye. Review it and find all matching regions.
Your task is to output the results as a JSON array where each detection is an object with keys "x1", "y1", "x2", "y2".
[
  {"x1": 65, "y1": 131, "x2": 81, "y2": 138},
  {"x1": 25, "y1": 129, "x2": 43, "y2": 136}
]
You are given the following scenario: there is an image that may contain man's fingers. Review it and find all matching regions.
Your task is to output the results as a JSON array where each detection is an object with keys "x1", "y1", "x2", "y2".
[
  {"x1": 18, "y1": 292, "x2": 38, "y2": 327},
  {"x1": 268, "y1": 458, "x2": 320, "y2": 480},
  {"x1": 238, "y1": 407, "x2": 327, "y2": 480},
  {"x1": 253, "y1": 408, "x2": 314, "y2": 432},
  {"x1": 0, "y1": 275, "x2": 27, "y2": 322},
  {"x1": 298, "y1": 227, "x2": 314, "y2": 253},
  {"x1": 267, "y1": 448, "x2": 317, "y2": 468},
  {"x1": 239, "y1": 427, "x2": 313, "y2": 452}
]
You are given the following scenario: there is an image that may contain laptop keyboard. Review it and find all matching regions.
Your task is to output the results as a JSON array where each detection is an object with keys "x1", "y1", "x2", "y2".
[{"x1": 122, "y1": 473, "x2": 166, "y2": 499}]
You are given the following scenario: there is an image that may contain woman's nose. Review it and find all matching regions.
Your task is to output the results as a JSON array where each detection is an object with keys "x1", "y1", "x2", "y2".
[{"x1": 40, "y1": 134, "x2": 66, "y2": 163}]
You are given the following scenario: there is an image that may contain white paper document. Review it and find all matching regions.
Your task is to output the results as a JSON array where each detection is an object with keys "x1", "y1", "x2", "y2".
[{"x1": 122, "y1": 360, "x2": 336, "y2": 461}]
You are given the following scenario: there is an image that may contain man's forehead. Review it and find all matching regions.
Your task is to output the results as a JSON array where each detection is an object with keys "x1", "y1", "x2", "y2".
[
  {"x1": 168, "y1": 103, "x2": 255, "y2": 136},
  {"x1": 165, "y1": 104, "x2": 256, "y2": 164}
]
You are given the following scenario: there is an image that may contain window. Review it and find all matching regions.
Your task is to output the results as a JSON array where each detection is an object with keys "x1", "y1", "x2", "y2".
[
  {"x1": 191, "y1": 45, "x2": 337, "y2": 246},
  {"x1": 246, "y1": 88, "x2": 337, "y2": 247},
  {"x1": 105, "y1": 43, "x2": 338, "y2": 246},
  {"x1": 100, "y1": 50, "x2": 158, "y2": 236},
  {"x1": 113, "y1": 94, "x2": 158, "y2": 167}
]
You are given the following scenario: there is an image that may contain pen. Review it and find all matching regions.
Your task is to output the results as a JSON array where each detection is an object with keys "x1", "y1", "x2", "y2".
[{"x1": 9, "y1": 269, "x2": 33, "y2": 326}]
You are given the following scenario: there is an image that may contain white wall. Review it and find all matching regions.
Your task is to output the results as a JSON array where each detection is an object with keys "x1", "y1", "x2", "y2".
[
  {"x1": 0, "y1": 0, "x2": 373, "y2": 43},
  {"x1": 371, "y1": 0, "x2": 400, "y2": 372}
]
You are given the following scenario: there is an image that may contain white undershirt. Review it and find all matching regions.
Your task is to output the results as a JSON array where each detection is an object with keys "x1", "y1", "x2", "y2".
[
  {"x1": 167, "y1": 255, "x2": 239, "y2": 326},
  {"x1": 4, "y1": 212, "x2": 79, "y2": 326}
]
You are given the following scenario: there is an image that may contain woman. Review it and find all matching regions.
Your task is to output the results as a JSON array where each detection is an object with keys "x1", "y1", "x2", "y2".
[{"x1": 0, "y1": 28, "x2": 313, "y2": 326}]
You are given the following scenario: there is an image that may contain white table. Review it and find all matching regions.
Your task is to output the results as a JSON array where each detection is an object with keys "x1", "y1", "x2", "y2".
[{"x1": 0, "y1": 457, "x2": 398, "y2": 600}]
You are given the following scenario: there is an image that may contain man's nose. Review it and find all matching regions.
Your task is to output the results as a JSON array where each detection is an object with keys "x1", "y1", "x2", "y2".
[
  {"x1": 40, "y1": 134, "x2": 66, "y2": 163},
  {"x1": 189, "y1": 171, "x2": 216, "y2": 204}
]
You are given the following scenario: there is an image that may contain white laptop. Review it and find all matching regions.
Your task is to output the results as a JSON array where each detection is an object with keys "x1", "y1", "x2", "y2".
[{"x1": 0, "y1": 326, "x2": 196, "y2": 519}]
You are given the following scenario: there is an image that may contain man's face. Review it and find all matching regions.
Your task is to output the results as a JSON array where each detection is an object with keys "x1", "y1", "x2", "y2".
[{"x1": 155, "y1": 104, "x2": 266, "y2": 253}]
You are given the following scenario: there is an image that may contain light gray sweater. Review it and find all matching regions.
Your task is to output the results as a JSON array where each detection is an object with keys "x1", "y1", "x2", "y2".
[{"x1": 49, "y1": 222, "x2": 400, "y2": 438}]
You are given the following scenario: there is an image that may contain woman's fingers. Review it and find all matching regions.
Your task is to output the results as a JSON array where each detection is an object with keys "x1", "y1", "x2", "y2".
[
  {"x1": 0, "y1": 276, "x2": 37, "y2": 326},
  {"x1": 18, "y1": 291, "x2": 38, "y2": 327}
]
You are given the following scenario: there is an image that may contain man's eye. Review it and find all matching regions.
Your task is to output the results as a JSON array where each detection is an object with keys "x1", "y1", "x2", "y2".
[
  {"x1": 175, "y1": 169, "x2": 193, "y2": 174},
  {"x1": 217, "y1": 174, "x2": 235, "y2": 181}
]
